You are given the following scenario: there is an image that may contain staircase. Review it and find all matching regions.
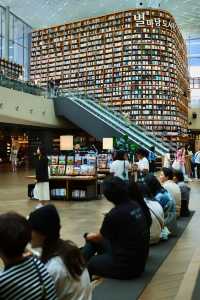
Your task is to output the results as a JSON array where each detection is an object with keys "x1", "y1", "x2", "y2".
[{"x1": 54, "y1": 91, "x2": 173, "y2": 156}]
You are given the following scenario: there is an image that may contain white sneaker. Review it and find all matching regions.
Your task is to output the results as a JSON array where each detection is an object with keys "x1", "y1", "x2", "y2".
[{"x1": 35, "y1": 203, "x2": 44, "y2": 210}]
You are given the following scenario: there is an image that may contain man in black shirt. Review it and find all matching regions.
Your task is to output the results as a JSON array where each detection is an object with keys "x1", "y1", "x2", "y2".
[{"x1": 82, "y1": 177, "x2": 150, "y2": 280}]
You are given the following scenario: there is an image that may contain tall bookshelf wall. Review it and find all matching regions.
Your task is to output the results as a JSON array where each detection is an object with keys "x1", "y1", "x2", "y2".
[
  {"x1": 0, "y1": 58, "x2": 22, "y2": 79},
  {"x1": 30, "y1": 8, "x2": 189, "y2": 139}
]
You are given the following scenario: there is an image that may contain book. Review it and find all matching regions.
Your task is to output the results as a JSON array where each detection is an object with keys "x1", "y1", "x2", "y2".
[
  {"x1": 59, "y1": 155, "x2": 66, "y2": 165},
  {"x1": 67, "y1": 156, "x2": 74, "y2": 165},
  {"x1": 50, "y1": 165, "x2": 59, "y2": 176},
  {"x1": 65, "y1": 165, "x2": 74, "y2": 175},
  {"x1": 58, "y1": 165, "x2": 66, "y2": 175},
  {"x1": 51, "y1": 156, "x2": 59, "y2": 165}
]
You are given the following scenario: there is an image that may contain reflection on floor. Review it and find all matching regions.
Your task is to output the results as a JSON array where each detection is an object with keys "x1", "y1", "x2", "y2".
[
  {"x1": 0, "y1": 165, "x2": 200, "y2": 299},
  {"x1": 0, "y1": 165, "x2": 112, "y2": 246}
]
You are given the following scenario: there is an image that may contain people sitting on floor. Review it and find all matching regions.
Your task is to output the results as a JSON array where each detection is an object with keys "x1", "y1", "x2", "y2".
[
  {"x1": 81, "y1": 177, "x2": 150, "y2": 280},
  {"x1": 159, "y1": 167, "x2": 181, "y2": 217},
  {"x1": 0, "y1": 212, "x2": 57, "y2": 300},
  {"x1": 137, "y1": 183, "x2": 164, "y2": 244},
  {"x1": 28, "y1": 205, "x2": 92, "y2": 300},
  {"x1": 127, "y1": 179, "x2": 152, "y2": 229},
  {"x1": 144, "y1": 174, "x2": 177, "y2": 237},
  {"x1": 173, "y1": 170, "x2": 191, "y2": 217}
]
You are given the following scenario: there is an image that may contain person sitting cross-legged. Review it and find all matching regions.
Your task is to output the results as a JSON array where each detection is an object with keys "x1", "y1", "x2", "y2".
[
  {"x1": 81, "y1": 177, "x2": 150, "y2": 280},
  {"x1": 144, "y1": 174, "x2": 177, "y2": 237},
  {"x1": 159, "y1": 167, "x2": 181, "y2": 217},
  {"x1": 28, "y1": 205, "x2": 92, "y2": 300},
  {"x1": 173, "y1": 170, "x2": 191, "y2": 217}
]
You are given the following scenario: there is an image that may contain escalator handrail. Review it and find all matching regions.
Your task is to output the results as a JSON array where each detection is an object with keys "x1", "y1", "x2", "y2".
[
  {"x1": 57, "y1": 95, "x2": 166, "y2": 155},
  {"x1": 64, "y1": 93, "x2": 168, "y2": 154},
  {"x1": 62, "y1": 90, "x2": 170, "y2": 152}
]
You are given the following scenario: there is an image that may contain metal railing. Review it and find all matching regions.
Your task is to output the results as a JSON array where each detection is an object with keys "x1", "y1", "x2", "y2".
[
  {"x1": 59, "y1": 89, "x2": 174, "y2": 152},
  {"x1": 0, "y1": 75, "x2": 47, "y2": 96}
]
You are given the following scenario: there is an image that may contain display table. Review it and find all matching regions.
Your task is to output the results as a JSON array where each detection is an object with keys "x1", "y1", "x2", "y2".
[
  {"x1": 97, "y1": 168, "x2": 110, "y2": 174},
  {"x1": 26, "y1": 175, "x2": 98, "y2": 201}
]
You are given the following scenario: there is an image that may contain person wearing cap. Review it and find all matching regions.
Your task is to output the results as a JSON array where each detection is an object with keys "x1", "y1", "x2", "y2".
[{"x1": 28, "y1": 205, "x2": 92, "y2": 300}]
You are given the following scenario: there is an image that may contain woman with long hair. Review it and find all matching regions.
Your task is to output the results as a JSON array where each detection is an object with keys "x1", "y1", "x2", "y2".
[
  {"x1": 34, "y1": 146, "x2": 50, "y2": 207},
  {"x1": 28, "y1": 205, "x2": 92, "y2": 300},
  {"x1": 144, "y1": 174, "x2": 177, "y2": 236}
]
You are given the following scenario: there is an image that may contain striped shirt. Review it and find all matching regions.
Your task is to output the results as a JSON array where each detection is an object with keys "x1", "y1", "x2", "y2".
[{"x1": 0, "y1": 256, "x2": 58, "y2": 300}]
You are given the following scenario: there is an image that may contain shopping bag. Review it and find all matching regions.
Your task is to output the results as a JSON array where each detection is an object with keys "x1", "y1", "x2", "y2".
[{"x1": 172, "y1": 160, "x2": 180, "y2": 170}]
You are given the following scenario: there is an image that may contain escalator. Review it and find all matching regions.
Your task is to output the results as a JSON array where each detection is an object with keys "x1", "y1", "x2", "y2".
[{"x1": 54, "y1": 92, "x2": 171, "y2": 156}]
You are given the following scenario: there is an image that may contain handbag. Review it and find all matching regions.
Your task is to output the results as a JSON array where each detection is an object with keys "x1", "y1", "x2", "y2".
[
  {"x1": 122, "y1": 160, "x2": 126, "y2": 178},
  {"x1": 32, "y1": 257, "x2": 46, "y2": 300},
  {"x1": 172, "y1": 160, "x2": 181, "y2": 170}
]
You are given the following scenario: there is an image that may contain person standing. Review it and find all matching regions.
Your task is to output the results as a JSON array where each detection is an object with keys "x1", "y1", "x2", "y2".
[
  {"x1": 135, "y1": 148, "x2": 149, "y2": 182},
  {"x1": 185, "y1": 145, "x2": 192, "y2": 177},
  {"x1": 194, "y1": 149, "x2": 200, "y2": 179},
  {"x1": 10, "y1": 145, "x2": 18, "y2": 172},
  {"x1": 34, "y1": 146, "x2": 50, "y2": 207},
  {"x1": 110, "y1": 150, "x2": 129, "y2": 181},
  {"x1": 176, "y1": 146, "x2": 185, "y2": 175},
  {"x1": 148, "y1": 146, "x2": 156, "y2": 174}
]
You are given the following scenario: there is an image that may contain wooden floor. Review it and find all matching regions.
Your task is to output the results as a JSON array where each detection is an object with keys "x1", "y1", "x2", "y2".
[{"x1": 0, "y1": 164, "x2": 200, "y2": 299}]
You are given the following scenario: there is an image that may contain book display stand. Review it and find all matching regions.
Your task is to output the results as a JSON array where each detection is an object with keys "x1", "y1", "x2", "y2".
[{"x1": 47, "y1": 152, "x2": 97, "y2": 200}]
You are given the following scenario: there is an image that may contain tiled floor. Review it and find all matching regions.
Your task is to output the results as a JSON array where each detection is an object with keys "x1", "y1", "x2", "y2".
[{"x1": 0, "y1": 164, "x2": 200, "y2": 299}]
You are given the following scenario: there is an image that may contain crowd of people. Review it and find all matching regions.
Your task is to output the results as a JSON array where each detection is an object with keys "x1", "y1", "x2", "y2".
[{"x1": 0, "y1": 146, "x2": 193, "y2": 300}]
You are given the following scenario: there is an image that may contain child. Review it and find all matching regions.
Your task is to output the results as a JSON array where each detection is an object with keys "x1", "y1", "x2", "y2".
[
  {"x1": 173, "y1": 170, "x2": 191, "y2": 217},
  {"x1": 28, "y1": 205, "x2": 92, "y2": 300},
  {"x1": 0, "y1": 212, "x2": 57, "y2": 300}
]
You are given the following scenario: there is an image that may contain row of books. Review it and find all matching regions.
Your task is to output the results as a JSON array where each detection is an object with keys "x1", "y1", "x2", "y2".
[
  {"x1": 32, "y1": 34, "x2": 178, "y2": 45},
  {"x1": 48, "y1": 154, "x2": 96, "y2": 165},
  {"x1": 49, "y1": 164, "x2": 96, "y2": 176},
  {"x1": 97, "y1": 154, "x2": 113, "y2": 169}
]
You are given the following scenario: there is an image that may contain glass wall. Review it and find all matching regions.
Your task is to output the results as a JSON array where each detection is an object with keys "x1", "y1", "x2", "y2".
[
  {"x1": 9, "y1": 12, "x2": 32, "y2": 79},
  {"x1": 186, "y1": 36, "x2": 200, "y2": 108},
  {"x1": 0, "y1": 6, "x2": 5, "y2": 58},
  {"x1": 0, "y1": 5, "x2": 32, "y2": 80},
  {"x1": 186, "y1": 36, "x2": 200, "y2": 76}
]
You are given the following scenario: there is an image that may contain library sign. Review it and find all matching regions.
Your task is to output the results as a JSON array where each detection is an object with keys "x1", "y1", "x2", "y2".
[{"x1": 134, "y1": 12, "x2": 177, "y2": 32}]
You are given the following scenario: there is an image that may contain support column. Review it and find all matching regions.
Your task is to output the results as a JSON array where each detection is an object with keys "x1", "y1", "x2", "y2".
[{"x1": 4, "y1": 6, "x2": 10, "y2": 60}]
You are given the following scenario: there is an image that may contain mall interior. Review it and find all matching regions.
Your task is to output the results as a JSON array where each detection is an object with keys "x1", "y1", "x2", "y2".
[{"x1": 0, "y1": 0, "x2": 200, "y2": 299}]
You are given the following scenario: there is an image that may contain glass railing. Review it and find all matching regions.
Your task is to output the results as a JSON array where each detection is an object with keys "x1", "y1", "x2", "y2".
[
  {"x1": 61, "y1": 92, "x2": 168, "y2": 155},
  {"x1": 0, "y1": 75, "x2": 47, "y2": 97},
  {"x1": 61, "y1": 90, "x2": 170, "y2": 152}
]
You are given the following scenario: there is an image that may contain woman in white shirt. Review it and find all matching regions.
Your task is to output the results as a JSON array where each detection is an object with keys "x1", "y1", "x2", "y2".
[
  {"x1": 135, "y1": 148, "x2": 149, "y2": 182},
  {"x1": 28, "y1": 205, "x2": 92, "y2": 300},
  {"x1": 110, "y1": 150, "x2": 129, "y2": 181}
]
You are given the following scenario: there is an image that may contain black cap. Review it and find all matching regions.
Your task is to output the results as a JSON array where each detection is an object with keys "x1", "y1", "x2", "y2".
[{"x1": 28, "y1": 205, "x2": 61, "y2": 239}]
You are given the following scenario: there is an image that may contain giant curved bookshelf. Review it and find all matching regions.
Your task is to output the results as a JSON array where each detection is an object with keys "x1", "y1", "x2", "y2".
[{"x1": 30, "y1": 8, "x2": 189, "y2": 140}]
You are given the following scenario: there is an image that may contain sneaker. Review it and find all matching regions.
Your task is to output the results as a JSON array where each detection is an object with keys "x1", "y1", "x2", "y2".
[{"x1": 35, "y1": 203, "x2": 44, "y2": 210}]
